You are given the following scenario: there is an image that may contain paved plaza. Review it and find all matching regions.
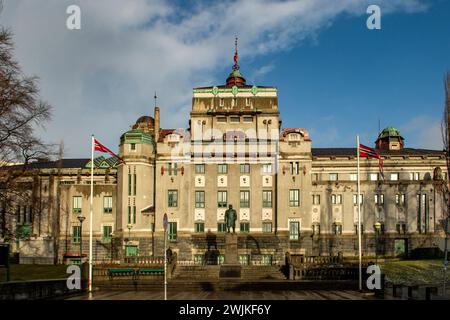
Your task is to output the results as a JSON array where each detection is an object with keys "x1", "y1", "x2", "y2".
[{"x1": 68, "y1": 290, "x2": 375, "y2": 300}]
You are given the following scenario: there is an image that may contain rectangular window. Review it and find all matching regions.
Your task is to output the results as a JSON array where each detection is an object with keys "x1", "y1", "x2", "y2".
[
  {"x1": 289, "y1": 189, "x2": 300, "y2": 207},
  {"x1": 396, "y1": 223, "x2": 406, "y2": 234},
  {"x1": 353, "y1": 194, "x2": 364, "y2": 205},
  {"x1": 355, "y1": 224, "x2": 364, "y2": 235},
  {"x1": 73, "y1": 196, "x2": 82, "y2": 214},
  {"x1": 133, "y1": 206, "x2": 136, "y2": 224},
  {"x1": 331, "y1": 194, "x2": 342, "y2": 205},
  {"x1": 262, "y1": 191, "x2": 272, "y2": 208},
  {"x1": 312, "y1": 195, "x2": 320, "y2": 205},
  {"x1": 245, "y1": 98, "x2": 251, "y2": 107},
  {"x1": 289, "y1": 221, "x2": 300, "y2": 241},
  {"x1": 217, "y1": 116, "x2": 226, "y2": 123},
  {"x1": 168, "y1": 222, "x2": 177, "y2": 241},
  {"x1": 240, "y1": 163, "x2": 250, "y2": 174},
  {"x1": 72, "y1": 226, "x2": 81, "y2": 243},
  {"x1": 243, "y1": 116, "x2": 253, "y2": 123},
  {"x1": 217, "y1": 191, "x2": 227, "y2": 208},
  {"x1": 312, "y1": 173, "x2": 319, "y2": 181},
  {"x1": 261, "y1": 254, "x2": 272, "y2": 266},
  {"x1": 230, "y1": 116, "x2": 240, "y2": 123},
  {"x1": 194, "y1": 223, "x2": 204, "y2": 233},
  {"x1": 239, "y1": 254, "x2": 250, "y2": 266},
  {"x1": 195, "y1": 191, "x2": 205, "y2": 208},
  {"x1": 127, "y1": 206, "x2": 131, "y2": 224},
  {"x1": 262, "y1": 164, "x2": 272, "y2": 174},
  {"x1": 390, "y1": 173, "x2": 399, "y2": 181},
  {"x1": 219, "y1": 98, "x2": 224, "y2": 107},
  {"x1": 128, "y1": 173, "x2": 132, "y2": 196},
  {"x1": 262, "y1": 222, "x2": 272, "y2": 233},
  {"x1": 133, "y1": 174, "x2": 137, "y2": 195},
  {"x1": 410, "y1": 172, "x2": 420, "y2": 180},
  {"x1": 195, "y1": 164, "x2": 205, "y2": 174},
  {"x1": 329, "y1": 173, "x2": 338, "y2": 181},
  {"x1": 370, "y1": 173, "x2": 379, "y2": 181},
  {"x1": 375, "y1": 194, "x2": 384, "y2": 205},
  {"x1": 217, "y1": 223, "x2": 227, "y2": 233},
  {"x1": 168, "y1": 190, "x2": 178, "y2": 207},
  {"x1": 130, "y1": 143, "x2": 136, "y2": 151},
  {"x1": 395, "y1": 193, "x2": 406, "y2": 205},
  {"x1": 349, "y1": 173, "x2": 357, "y2": 181},
  {"x1": 103, "y1": 196, "x2": 113, "y2": 213},
  {"x1": 333, "y1": 223, "x2": 342, "y2": 235},
  {"x1": 290, "y1": 162, "x2": 299, "y2": 175},
  {"x1": 240, "y1": 191, "x2": 250, "y2": 208},
  {"x1": 103, "y1": 225, "x2": 112, "y2": 242},
  {"x1": 218, "y1": 164, "x2": 228, "y2": 174},
  {"x1": 240, "y1": 222, "x2": 250, "y2": 233},
  {"x1": 312, "y1": 224, "x2": 320, "y2": 235}
]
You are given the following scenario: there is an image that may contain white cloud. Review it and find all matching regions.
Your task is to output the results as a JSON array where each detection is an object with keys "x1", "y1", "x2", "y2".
[
  {"x1": 0, "y1": 0, "x2": 428, "y2": 157},
  {"x1": 400, "y1": 115, "x2": 443, "y2": 150}
]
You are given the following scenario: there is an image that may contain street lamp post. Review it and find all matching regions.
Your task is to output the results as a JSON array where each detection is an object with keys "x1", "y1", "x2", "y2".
[
  {"x1": 77, "y1": 216, "x2": 86, "y2": 265},
  {"x1": 126, "y1": 224, "x2": 133, "y2": 257},
  {"x1": 77, "y1": 215, "x2": 86, "y2": 287},
  {"x1": 374, "y1": 221, "x2": 381, "y2": 265},
  {"x1": 110, "y1": 232, "x2": 114, "y2": 263}
]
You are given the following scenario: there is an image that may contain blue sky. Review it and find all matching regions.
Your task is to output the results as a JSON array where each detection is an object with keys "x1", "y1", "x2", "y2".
[{"x1": 2, "y1": 0, "x2": 449, "y2": 156}]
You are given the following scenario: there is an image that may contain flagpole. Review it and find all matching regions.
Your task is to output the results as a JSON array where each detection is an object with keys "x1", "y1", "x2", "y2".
[
  {"x1": 357, "y1": 135, "x2": 362, "y2": 291},
  {"x1": 88, "y1": 134, "x2": 94, "y2": 293}
]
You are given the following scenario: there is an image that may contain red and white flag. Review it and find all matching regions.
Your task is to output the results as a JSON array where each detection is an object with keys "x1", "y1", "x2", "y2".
[
  {"x1": 359, "y1": 143, "x2": 383, "y2": 179},
  {"x1": 94, "y1": 138, "x2": 124, "y2": 163}
]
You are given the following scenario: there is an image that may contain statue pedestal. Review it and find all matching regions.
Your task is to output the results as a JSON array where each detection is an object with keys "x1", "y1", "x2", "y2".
[{"x1": 219, "y1": 233, "x2": 241, "y2": 278}]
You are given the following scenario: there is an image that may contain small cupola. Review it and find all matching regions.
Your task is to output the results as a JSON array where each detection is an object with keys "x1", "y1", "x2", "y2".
[
  {"x1": 375, "y1": 127, "x2": 404, "y2": 150},
  {"x1": 226, "y1": 37, "x2": 246, "y2": 87}
]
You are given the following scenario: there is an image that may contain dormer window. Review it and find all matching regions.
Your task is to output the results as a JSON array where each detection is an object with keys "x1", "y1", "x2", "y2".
[
  {"x1": 168, "y1": 134, "x2": 180, "y2": 143},
  {"x1": 288, "y1": 133, "x2": 301, "y2": 141}
]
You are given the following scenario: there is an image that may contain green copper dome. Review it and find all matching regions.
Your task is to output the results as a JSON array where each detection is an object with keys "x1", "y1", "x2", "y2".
[
  {"x1": 378, "y1": 127, "x2": 403, "y2": 139},
  {"x1": 228, "y1": 69, "x2": 243, "y2": 78}
]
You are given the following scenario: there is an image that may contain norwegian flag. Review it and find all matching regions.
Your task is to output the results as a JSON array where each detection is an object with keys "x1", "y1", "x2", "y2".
[
  {"x1": 359, "y1": 144, "x2": 384, "y2": 179},
  {"x1": 94, "y1": 138, "x2": 124, "y2": 163}
]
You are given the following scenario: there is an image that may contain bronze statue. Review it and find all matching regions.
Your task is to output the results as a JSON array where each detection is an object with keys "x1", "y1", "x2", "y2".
[{"x1": 224, "y1": 204, "x2": 237, "y2": 233}]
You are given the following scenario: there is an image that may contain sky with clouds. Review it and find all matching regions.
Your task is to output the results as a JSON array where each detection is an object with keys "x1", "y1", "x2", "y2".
[{"x1": 1, "y1": 0, "x2": 449, "y2": 157}]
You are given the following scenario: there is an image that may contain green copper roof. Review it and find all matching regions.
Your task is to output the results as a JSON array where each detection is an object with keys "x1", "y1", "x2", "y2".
[
  {"x1": 120, "y1": 129, "x2": 154, "y2": 145},
  {"x1": 378, "y1": 127, "x2": 403, "y2": 139},
  {"x1": 228, "y1": 69, "x2": 244, "y2": 79}
]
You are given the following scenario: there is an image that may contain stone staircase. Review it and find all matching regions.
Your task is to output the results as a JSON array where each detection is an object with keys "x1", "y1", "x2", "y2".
[
  {"x1": 171, "y1": 265, "x2": 286, "y2": 281},
  {"x1": 171, "y1": 265, "x2": 220, "y2": 280},
  {"x1": 241, "y1": 265, "x2": 286, "y2": 280}
]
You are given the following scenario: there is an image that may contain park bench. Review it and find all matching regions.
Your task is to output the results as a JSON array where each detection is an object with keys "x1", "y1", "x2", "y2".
[
  {"x1": 108, "y1": 268, "x2": 136, "y2": 280},
  {"x1": 136, "y1": 267, "x2": 164, "y2": 278}
]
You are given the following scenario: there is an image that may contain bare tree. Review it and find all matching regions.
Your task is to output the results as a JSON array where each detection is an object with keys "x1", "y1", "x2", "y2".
[
  {"x1": 440, "y1": 72, "x2": 450, "y2": 285},
  {"x1": 0, "y1": 8, "x2": 54, "y2": 240}
]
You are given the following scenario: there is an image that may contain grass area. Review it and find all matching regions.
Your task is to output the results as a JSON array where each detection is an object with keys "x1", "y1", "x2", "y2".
[
  {"x1": 380, "y1": 259, "x2": 450, "y2": 285},
  {"x1": 0, "y1": 264, "x2": 68, "y2": 282}
]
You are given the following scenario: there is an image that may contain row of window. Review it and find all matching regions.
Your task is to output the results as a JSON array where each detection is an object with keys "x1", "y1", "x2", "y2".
[
  {"x1": 317, "y1": 172, "x2": 434, "y2": 182},
  {"x1": 194, "y1": 163, "x2": 274, "y2": 174},
  {"x1": 72, "y1": 221, "x2": 410, "y2": 245},
  {"x1": 72, "y1": 225, "x2": 112, "y2": 243},
  {"x1": 72, "y1": 196, "x2": 113, "y2": 214},
  {"x1": 171, "y1": 189, "x2": 300, "y2": 208},
  {"x1": 216, "y1": 115, "x2": 254, "y2": 123},
  {"x1": 314, "y1": 193, "x2": 406, "y2": 206}
]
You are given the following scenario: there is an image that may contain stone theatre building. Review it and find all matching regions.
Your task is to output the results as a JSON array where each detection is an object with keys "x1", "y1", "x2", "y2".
[{"x1": 1, "y1": 52, "x2": 448, "y2": 265}]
